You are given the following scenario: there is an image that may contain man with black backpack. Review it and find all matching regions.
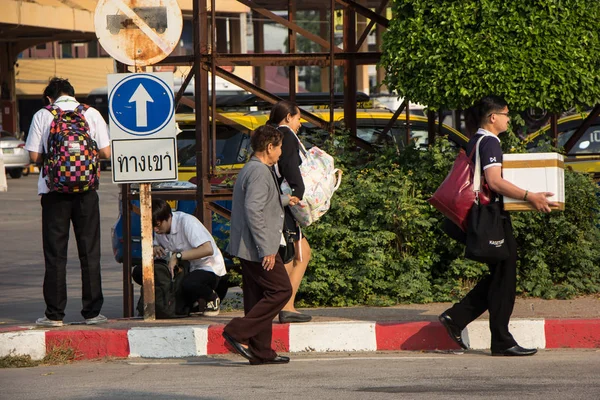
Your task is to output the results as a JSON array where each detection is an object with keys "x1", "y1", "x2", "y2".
[
  {"x1": 25, "y1": 77, "x2": 111, "y2": 327},
  {"x1": 132, "y1": 199, "x2": 227, "y2": 318}
]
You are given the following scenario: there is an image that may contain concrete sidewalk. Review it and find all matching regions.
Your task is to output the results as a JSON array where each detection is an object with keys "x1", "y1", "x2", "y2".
[{"x1": 2, "y1": 297, "x2": 599, "y2": 361}]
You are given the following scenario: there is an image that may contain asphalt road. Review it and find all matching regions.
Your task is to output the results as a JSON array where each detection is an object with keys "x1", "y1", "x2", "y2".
[
  {"x1": 1, "y1": 350, "x2": 599, "y2": 399},
  {"x1": 0, "y1": 173, "x2": 125, "y2": 325}
]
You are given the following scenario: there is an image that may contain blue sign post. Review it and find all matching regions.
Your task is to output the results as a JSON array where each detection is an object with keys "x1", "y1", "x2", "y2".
[{"x1": 108, "y1": 72, "x2": 178, "y2": 183}]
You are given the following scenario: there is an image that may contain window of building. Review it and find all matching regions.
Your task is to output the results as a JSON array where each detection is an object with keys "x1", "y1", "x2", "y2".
[
  {"x1": 61, "y1": 43, "x2": 73, "y2": 58},
  {"x1": 88, "y1": 40, "x2": 99, "y2": 57}
]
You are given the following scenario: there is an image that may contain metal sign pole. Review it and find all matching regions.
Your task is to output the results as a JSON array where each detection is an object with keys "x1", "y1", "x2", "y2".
[
  {"x1": 135, "y1": 60, "x2": 155, "y2": 320},
  {"x1": 94, "y1": 0, "x2": 183, "y2": 322},
  {"x1": 139, "y1": 182, "x2": 155, "y2": 320}
]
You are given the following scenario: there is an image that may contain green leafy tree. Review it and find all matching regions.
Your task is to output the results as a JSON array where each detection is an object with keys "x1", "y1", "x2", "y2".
[{"x1": 380, "y1": 0, "x2": 600, "y2": 112}]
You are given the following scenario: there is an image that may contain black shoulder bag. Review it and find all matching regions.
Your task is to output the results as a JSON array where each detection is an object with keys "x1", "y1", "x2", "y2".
[{"x1": 464, "y1": 140, "x2": 510, "y2": 264}]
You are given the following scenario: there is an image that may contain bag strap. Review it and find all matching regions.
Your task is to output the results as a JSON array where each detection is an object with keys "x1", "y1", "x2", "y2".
[
  {"x1": 473, "y1": 135, "x2": 486, "y2": 202},
  {"x1": 44, "y1": 104, "x2": 61, "y2": 121}
]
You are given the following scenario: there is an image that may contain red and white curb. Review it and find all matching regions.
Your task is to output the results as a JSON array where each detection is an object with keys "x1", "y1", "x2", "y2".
[{"x1": 1, "y1": 319, "x2": 599, "y2": 361}]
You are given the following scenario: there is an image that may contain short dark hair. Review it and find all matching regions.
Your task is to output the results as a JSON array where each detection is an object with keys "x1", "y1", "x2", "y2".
[
  {"x1": 43, "y1": 77, "x2": 75, "y2": 104},
  {"x1": 466, "y1": 95, "x2": 509, "y2": 131},
  {"x1": 152, "y1": 199, "x2": 172, "y2": 227},
  {"x1": 251, "y1": 125, "x2": 283, "y2": 152},
  {"x1": 268, "y1": 100, "x2": 299, "y2": 126}
]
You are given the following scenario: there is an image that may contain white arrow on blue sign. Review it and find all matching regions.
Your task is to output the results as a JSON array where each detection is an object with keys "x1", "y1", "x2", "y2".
[
  {"x1": 108, "y1": 72, "x2": 178, "y2": 183},
  {"x1": 108, "y1": 72, "x2": 175, "y2": 137}
]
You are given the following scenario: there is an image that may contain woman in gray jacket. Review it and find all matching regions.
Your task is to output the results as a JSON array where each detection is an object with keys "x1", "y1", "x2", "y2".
[{"x1": 223, "y1": 125, "x2": 294, "y2": 365}]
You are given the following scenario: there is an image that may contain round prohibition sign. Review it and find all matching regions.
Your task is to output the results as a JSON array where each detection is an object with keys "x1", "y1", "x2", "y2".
[{"x1": 109, "y1": 74, "x2": 175, "y2": 136}]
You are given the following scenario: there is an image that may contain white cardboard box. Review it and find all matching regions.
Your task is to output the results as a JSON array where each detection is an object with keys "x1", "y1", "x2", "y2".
[{"x1": 502, "y1": 153, "x2": 565, "y2": 211}]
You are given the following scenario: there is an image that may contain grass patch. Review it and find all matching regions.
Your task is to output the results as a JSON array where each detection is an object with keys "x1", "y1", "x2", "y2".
[
  {"x1": 43, "y1": 341, "x2": 81, "y2": 365},
  {"x1": 0, "y1": 352, "x2": 40, "y2": 368},
  {"x1": 1, "y1": 341, "x2": 81, "y2": 369}
]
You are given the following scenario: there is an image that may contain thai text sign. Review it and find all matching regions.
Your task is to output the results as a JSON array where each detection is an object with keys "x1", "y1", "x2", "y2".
[{"x1": 108, "y1": 72, "x2": 178, "y2": 183}]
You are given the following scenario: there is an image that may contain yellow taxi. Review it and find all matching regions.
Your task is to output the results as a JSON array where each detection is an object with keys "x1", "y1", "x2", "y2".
[
  {"x1": 174, "y1": 107, "x2": 469, "y2": 182},
  {"x1": 525, "y1": 112, "x2": 600, "y2": 178},
  {"x1": 175, "y1": 112, "x2": 263, "y2": 182}
]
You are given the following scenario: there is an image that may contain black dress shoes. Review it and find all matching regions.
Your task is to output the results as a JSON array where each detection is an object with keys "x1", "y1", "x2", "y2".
[
  {"x1": 279, "y1": 311, "x2": 312, "y2": 323},
  {"x1": 491, "y1": 345, "x2": 538, "y2": 357},
  {"x1": 249, "y1": 355, "x2": 290, "y2": 365},
  {"x1": 438, "y1": 312, "x2": 468, "y2": 349},
  {"x1": 222, "y1": 331, "x2": 254, "y2": 360}
]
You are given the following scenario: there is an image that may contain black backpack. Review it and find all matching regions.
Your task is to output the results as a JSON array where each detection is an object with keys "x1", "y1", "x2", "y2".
[{"x1": 137, "y1": 259, "x2": 190, "y2": 319}]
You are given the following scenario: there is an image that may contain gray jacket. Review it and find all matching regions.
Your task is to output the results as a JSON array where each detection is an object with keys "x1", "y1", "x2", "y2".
[{"x1": 227, "y1": 157, "x2": 288, "y2": 262}]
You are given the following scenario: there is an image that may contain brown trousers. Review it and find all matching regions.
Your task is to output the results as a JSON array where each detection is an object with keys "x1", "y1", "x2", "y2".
[{"x1": 224, "y1": 254, "x2": 292, "y2": 360}]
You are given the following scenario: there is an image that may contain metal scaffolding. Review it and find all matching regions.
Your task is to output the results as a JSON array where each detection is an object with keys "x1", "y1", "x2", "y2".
[{"x1": 120, "y1": 0, "x2": 391, "y2": 316}]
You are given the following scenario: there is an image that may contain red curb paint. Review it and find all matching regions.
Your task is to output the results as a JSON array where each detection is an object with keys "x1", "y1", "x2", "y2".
[
  {"x1": 545, "y1": 319, "x2": 600, "y2": 348},
  {"x1": 45, "y1": 330, "x2": 130, "y2": 360},
  {"x1": 207, "y1": 324, "x2": 290, "y2": 355},
  {"x1": 207, "y1": 325, "x2": 228, "y2": 354},
  {"x1": 0, "y1": 327, "x2": 29, "y2": 333},
  {"x1": 376, "y1": 321, "x2": 462, "y2": 351},
  {"x1": 271, "y1": 324, "x2": 289, "y2": 353}
]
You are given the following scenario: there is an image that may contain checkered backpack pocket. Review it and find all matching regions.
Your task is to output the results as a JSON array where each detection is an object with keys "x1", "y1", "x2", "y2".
[{"x1": 43, "y1": 104, "x2": 99, "y2": 193}]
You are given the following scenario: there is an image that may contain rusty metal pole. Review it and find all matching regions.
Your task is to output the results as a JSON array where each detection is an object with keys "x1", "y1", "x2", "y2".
[
  {"x1": 343, "y1": 5, "x2": 357, "y2": 137},
  {"x1": 252, "y1": 11, "x2": 265, "y2": 89},
  {"x1": 116, "y1": 59, "x2": 134, "y2": 318},
  {"x1": 405, "y1": 100, "x2": 411, "y2": 146},
  {"x1": 195, "y1": 0, "x2": 212, "y2": 227},
  {"x1": 329, "y1": 0, "x2": 335, "y2": 134},
  {"x1": 139, "y1": 182, "x2": 155, "y2": 320},
  {"x1": 550, "y1": 113, "x2": 558, "y2": 147},
  {"x1": 135, "y1": 64, "x2": 156, "y2": 321},
  {"x1": 121, "y1": 182, "x2": 133, "y2": 317},
  {"x1": 427, "y1": 110, "x2": 436, "y2": 146},
  {"x1": 288, "y1": 0, "x2": 297, "y2": 101}
]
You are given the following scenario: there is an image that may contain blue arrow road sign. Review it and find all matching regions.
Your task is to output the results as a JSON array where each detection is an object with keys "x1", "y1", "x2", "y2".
[{"x1": 109, "y1": 73, "x2": 174, "y2": 136}]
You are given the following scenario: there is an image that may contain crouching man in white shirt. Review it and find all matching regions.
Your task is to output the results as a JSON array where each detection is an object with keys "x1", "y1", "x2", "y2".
[{"x1": 132, "y1": 199, "x2": 227, "y2": 316}]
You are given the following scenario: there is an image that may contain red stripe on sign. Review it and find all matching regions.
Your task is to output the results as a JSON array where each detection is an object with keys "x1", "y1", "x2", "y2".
[
  {"x1": 545, "y1": 319, "x2": 600, "y2": 348},
  {"x1": 376, "y1": 321, "x2": 463, "y2": 351},
  {"x1": 207, "y1": 324, "x2": 290, "y2": 354},
  {"x1": 45, "y1": 330, "x2": 130, "y2": 359}
]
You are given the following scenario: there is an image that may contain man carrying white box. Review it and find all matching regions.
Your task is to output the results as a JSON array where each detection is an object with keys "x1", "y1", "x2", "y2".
[{"x1": 439, "y1": 95, "x2": 557, "y2": 357}]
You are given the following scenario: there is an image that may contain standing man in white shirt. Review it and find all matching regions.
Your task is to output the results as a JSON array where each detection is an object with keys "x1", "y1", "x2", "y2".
[
  {"x1": 132, "y1": 199, "x2": 227, "y2": 316},
  {"x1": 25, "y1": 77, "x2": 111, "y2": 327}
]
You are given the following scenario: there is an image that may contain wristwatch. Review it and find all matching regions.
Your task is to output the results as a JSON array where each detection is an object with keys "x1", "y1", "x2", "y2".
[{"x1": 175, "y1": 252, "x2": 183, "y2": 261}]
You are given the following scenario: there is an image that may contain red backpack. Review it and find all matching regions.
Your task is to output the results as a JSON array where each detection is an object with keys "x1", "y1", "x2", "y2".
[{"x1": 43, "y1": 104, "x2": 99, "y2": 193}]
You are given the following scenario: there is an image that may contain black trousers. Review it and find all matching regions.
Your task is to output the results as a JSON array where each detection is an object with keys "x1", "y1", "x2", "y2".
[
  {"x1": 132, "y1": 265, "x2": 219, "y2": 306},
  {"x1": 41, "y1": 191, "x2": 103, "y2": 321},
  {"x1": 445, "y1": 214, "x2": 518, "y2": 351},
  {"x1": 224, "y1": 255, "x2": 292, "y2": 361}
]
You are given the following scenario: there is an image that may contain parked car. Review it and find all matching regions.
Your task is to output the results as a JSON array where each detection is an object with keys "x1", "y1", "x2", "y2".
[
  {"x1": 295, "y1": 108, "x2": 468, "y2": 149},
  {"x1": 524, "y1": 112, "x2": 600, "y2": 179},
  {"x1": 0, "y1": 130, "x2": 30, "y2": 179}
]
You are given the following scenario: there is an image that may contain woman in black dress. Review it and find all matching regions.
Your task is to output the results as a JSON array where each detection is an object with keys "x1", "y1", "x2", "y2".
[{"x1": 268, "y1": 100, "x2": 312, "y2": 323}]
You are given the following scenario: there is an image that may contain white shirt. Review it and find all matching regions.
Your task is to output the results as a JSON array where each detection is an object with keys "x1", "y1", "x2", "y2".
[
  {"x1": 25, "y1": 96, "x2": 110, "y2": 194},
  {"x1": 154, "y1": 212, "x2": 227, "y2": 276}
]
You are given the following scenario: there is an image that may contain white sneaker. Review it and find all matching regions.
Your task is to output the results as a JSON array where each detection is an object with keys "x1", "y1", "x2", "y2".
[
  {"x1": 203, "y1": 297, "x2": 220, "y2": 317},
  {"x1": 85, "y1": 314, "x2": 108, "y2": 325},
  {"x1": 36, "y1": 316, "x2": 63, "y2": 327}
]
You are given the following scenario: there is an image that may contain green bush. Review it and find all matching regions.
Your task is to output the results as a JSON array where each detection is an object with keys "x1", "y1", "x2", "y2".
[
  {"x1": 380, "y1": 0, "x2": 600, "y2": 112},
  {"x1": 299, "y1": 134, "x2": 600, "y2": 306}
]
